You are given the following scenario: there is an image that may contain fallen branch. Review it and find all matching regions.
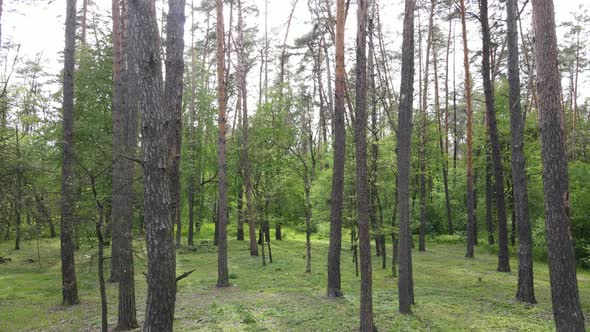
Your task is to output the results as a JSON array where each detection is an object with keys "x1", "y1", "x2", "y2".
[{"x1": 176, "y1": 269, "x2": 196, "y2": 283}]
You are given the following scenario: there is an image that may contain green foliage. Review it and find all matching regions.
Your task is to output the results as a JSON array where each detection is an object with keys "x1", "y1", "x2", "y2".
[{"x1": 568, "y1": 161, "x2": 590, "y2": 267}]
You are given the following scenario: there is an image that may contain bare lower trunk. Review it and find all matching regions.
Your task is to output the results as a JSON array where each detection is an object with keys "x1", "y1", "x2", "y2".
[
  {"x1": 397, "y1": 0, "x2": 415, "y2": 315},
  {"x1": 459, "y1": 0, "x2": 475, "y2": 259},
  {"x1": 237, "y1": 0, "x2": 258, "y2": 257},
  {"x1": 60, "y1": 0, "x2": 79, "y2": 306},
  {"x1": 115, "y1": 1, "x2": 139, "y2": 328},
  {"x1": 215, "y1": 0, "x2": 229, "y2": 288},
  {"x1": 327, "y1": 0, "x2": 346, "y2": 299},
  {"x1": 304, "y1": 182, "x2": 312, "y2": 273},
  {"x1": 531, "y1": 1, "x2": 584, "y2": 329},
  {"x1": 479, "y1": 0, "x2": 510, "y2": 272},
  {"x1": 131, "y1": 0, "x2": 176, "y2": 329},
  {"x1": 164, "y1": 0, "x2": 186, "y2": 250},
  {"x1": 506, "y1": 0, "x2": 536, "y2": 288},
  {"x1": 355, "y1": 2, "x2": 374, "y2": 330}
]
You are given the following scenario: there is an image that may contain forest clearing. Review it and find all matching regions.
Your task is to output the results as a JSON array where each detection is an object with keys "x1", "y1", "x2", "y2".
[{"x1": 2, "y1": 227, "x2": 589, "y2": 331}]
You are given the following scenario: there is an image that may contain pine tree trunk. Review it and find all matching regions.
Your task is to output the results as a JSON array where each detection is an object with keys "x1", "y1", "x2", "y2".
[
  {"x1": 432, "y1": 21, "x2": 452, "y2": 240},
  {"x1": 110, "y1": 0, "x2": 124, "y2": 283},
  {"x1": 60, "y1": 0, "x2": 79, "y2": 307},
  {"x1": 326, "y1": 0, "x2": 346, "y2": 299},
  {"x1": 115, "y1": 0, "x2": 139, "y2": 328},
  {"x1": 531, "y1": 1, "x2": 584, "y2": 329},
  {"x1": 164, "y1": 0, "x2": 186, "y2": 250},
  {"x1": 131, "y1": 0, "x2": 176, "y2": 329},
  {"x1": 368, "y1": 4, "x2": 383, "y2": 261},
  {"x1": 215, "y1": 0, "x2": 229, "y2": 288},
  {"x1": 459, "y1": 0, "x2": 475, "y2": 259},
  {"x1": 419, "y1": 0, "x2": 435, "y2": 253},
  {"x1": 236, "y1": 0, "x2": 258, "y2": 257},
  {"x1": 485, "y1": 154, "x2": 495, "y2": 245},
  {"x1": 506, "y1": 0, "x2": 535, "y2": 304},
  {"x1": 479, "y1": 0, "x2": 510, "y2": 272},
  {"x1": 354, "y1": 1, "x2": 374, "y2": 330},
  {"x1": 397, "y1": 0, "x2": 415, "y2": 314}
]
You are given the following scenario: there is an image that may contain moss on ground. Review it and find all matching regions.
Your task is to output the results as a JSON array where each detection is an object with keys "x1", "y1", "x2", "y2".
[{"x1": 0, "y1": 227, "x2": 588, "y2": 331}]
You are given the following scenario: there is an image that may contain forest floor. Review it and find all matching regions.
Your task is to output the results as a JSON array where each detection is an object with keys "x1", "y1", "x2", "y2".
[{"x1": 1, "y1": 227, "x2": 589, "y2": 331}]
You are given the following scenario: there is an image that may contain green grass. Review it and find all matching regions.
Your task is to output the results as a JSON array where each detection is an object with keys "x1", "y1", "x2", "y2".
[{"x1": 1, "y1": 227, "x2": 589, "y2": 331}]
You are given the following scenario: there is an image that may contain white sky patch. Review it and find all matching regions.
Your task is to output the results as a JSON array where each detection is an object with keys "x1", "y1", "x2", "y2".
[{"x1": 3, "y1": 0, "x2": 588, "y2": 106}]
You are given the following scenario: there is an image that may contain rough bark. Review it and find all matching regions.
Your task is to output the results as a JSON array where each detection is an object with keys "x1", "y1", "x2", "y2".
[
  {"x1": 187, "y1": 0, "x2": 197, "y2": 248},
  {"x1": 60, "y1": 0, "x2": 79, "y2": 306},
  {"x1": 327, "y1": 0, "x2": 345, "y2": 299},
  {"x1": 505, "y1": 0, "x2": 535, "y2": 304},
  {"x1": 216, "y1": 0, "x2": 229, "y2": 288},
  {"x1": 354, "y1": 1, "x2": 374, "y2": 330},
  {"x1": 419, "y1": 0, "x2": 435, "y2": 253},
  {"x1": 164, "y1": 0, "x2": 186, "y2": 250},
  {"x1": 397, "y1": 0, "x2": 415, "y2": 315},
  {"x1": 237, "y1": 0, "x2": 258, "y2": 257},
  {"x1": 110, "y1": 0, "x2": 124, "y2": 284},
  {"x1": 531, "y1": 0, "x2": 585, "y2": 330},
  {"x1": 115, "y1": 0, "x2": 139, "y2": 329},
  {"x1": 479, "y1": 0, "x2": 510, "y2": 272},
  {"x1": 459, "y1": 0, "x2": 475, "y2": 258},
  {"x1": 130, "y1": 0, "x2": 176, "y2": 329}
]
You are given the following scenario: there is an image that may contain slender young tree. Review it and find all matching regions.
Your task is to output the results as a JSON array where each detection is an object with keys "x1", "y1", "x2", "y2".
[
  {"x1": 506, "y1": 0, "x2": 535, "y2": 304},
  {"x1": 187, "y1": 0, "x2": 197, "y2": 247},
  {"x1": 327, "y1": 0, "x2": 345, "y2": 299},
  {"x1": 459, "y1": 0, "x2": 475, "y2": 258},
  {"x1": 419, "y1": 0, "x2": 435, "y2": 252},
  {"x1": 531, "y1": 0, "x2": 585, "y2": 330},
  {"x1": 130, "y1": 0, "x2": 176, "y2": 329},
  {"x1": 216, "y1": 0, "x2": 230, "y2": 288},
  {"x1": 60, "y1": 0, "x2": 79, "y2": 306},
  {"x1": 109, "y1": 0, "x2": 124, "y2": 284},
  {"x1": 397, "y1": 0, "x2": 415, "y2": 315},
  {"x1": 479, "y1": 0, "x2": 509, "y2": 272},
  {"x1": 237, "y1": 0, "x2": 258, "y2": 257},
  {"x1": 164, "y1": 0, "x2": 186, "y2": 249}
]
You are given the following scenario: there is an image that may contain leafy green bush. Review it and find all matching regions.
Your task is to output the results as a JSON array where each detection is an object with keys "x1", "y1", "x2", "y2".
[{"x1": 432, "y1": 234, "x2": 464, "y2": 244}]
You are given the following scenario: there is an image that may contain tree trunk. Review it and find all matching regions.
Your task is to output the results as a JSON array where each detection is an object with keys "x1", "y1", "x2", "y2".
[
  {"x1": 81, "y1": 0, "x2": 88, "y2": 45},
  {"x1": 115, "y1": 0, "x2": 139, "y2": 328},
  {"x1": 305, "y1": 183, "x2": 312, "y2": 273},
  {"x1": 397, "y1": 0, "x2": 415, "y2": 315},
  {"x1": 459, "y1": 0, "x2": 475, "y2": 258},
  {"x1": 479, "y1": 0, "x2": 510, "y2": 272},
  {"x1": 215, "y1": 0, "x2": 229, "y2": 288},
  {"x1": 237, "y1": 0, "x2": 258, "y2": 257},
  {"x1": 419, "y1": 0, "x2": 435, "y2": 253},
  {"x1": 432, "y1": 33, "x2": 452, "y2": 239},
  {"x1": 485, "y1": 153, "x2": 495, "y2": 245},
  {"x1": 187, "y1": 0, "x2": 197, "y2": 248},
  {"x1": 60, "y1": 0, "x2": 79, "y2": 306},
  {"x1": 506, "y1": 0, "x2": 536, "y2": 302},
  {"x1": 164, "y1": 0, "x2": 186, "y2": 250},
  {"x1": 327, "y1": 0, "x2": 346, "y2": 299},
  {"x1": 531, "y1": 1, "x2": 584, "y2": 330},
  {"x1": 110, "y1": 0, "x2": 124, "y2": 283},
  {"x1": 131, "y1": 0, "x2": 176, "y2": 329},
  {"x1": 14, "y1": 130, "x2": 22, "y2": 251},
  {"x1": 368, "y1": 4, "x2": 384, "y2": 262},
  {"x1": 354, "y1": 1, "x2": 374, "y2": 330}
]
